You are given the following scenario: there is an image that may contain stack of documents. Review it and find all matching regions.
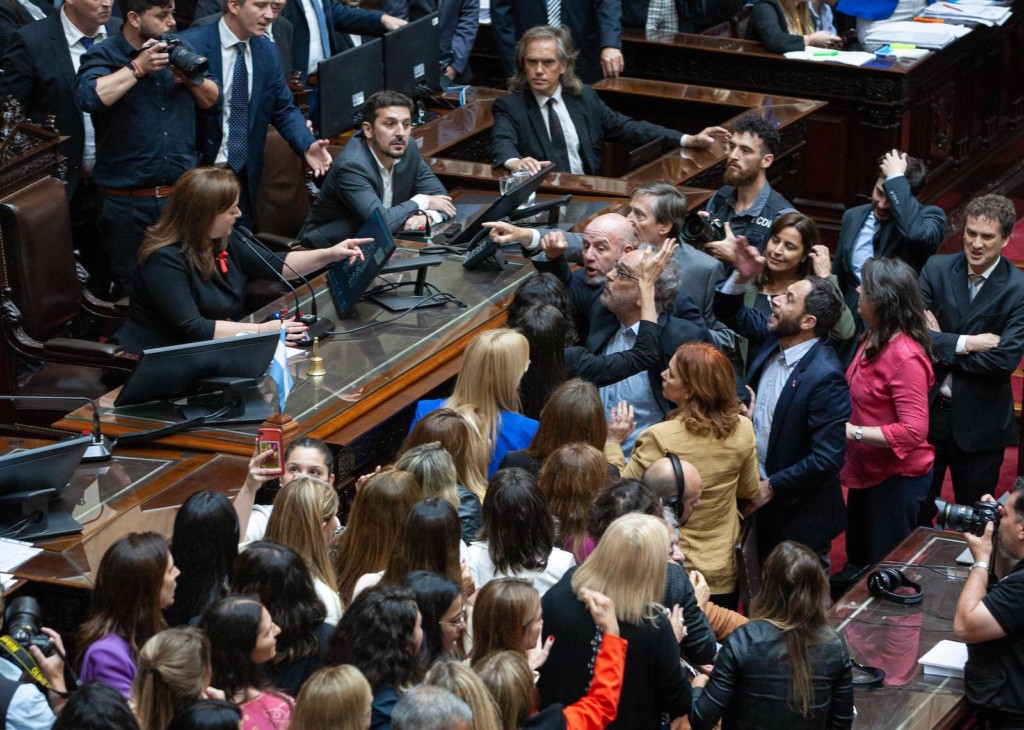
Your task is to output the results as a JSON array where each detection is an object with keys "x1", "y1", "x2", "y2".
[
  {"x1": 862, "y1": 20, "x2": 972, "y2": 48},
  {"x1": 920, "y1": 1, "x2": 1013, "y2": 25},
  {"x1": 783, "y1": 50, "x2": 877, "y2": 66},
  {"x1": 918, "y1": 640, "x2": 968, "y2": 678}
]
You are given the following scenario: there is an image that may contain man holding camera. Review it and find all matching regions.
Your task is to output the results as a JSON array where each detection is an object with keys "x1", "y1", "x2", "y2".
[
  {"x1": 0, "y1": 596, "x2": 69, "y2": 729},
  {"x1": 954, "y1": 488, "x2": 1024, "y2": 728},
  {"x1": 77, "y1": 0, "x2": 220, "y2": 298}
]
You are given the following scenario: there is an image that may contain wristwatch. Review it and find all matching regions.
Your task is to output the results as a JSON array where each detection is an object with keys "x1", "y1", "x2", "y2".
[
  {"x1": 971, "y1": 561, "x2": 990, "y2": 572},
  {"x1": 854, "y1": 426, "x2": 863, "y2": 442}
]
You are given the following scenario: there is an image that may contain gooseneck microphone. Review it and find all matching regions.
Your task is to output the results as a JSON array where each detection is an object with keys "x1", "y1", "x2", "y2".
[
  {"x1": 235, "y1": 226, "x2": 335, "y2": 342},
  {"x1": 0, "y1": 395, "x2": 112, "y2": 461}
]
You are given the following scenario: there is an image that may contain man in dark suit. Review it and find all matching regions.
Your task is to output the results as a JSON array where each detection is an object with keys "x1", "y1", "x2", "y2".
[
  {"x1": 382, "y1": 0, "x2": 479, "y2": 84},
  {"x1": 1, "y1": 0, "x2": 121, "y2": 294},
  {"x1": 832, "y1": 149, "x2": 946, "y2": 329},
  {"x1": 298, "y1": 90, "x2": 453, "y2": 249},
  {"x1": 919, "y1": 194, "x2": 1024, "y2": 517},
  {"x1": 0, "y1": 0, "x2": 51, "y2": 57},
  {"x1": 181, "y1": 0, "x2": 331, "y2": 229},
  {"x1": 585, "y1": 243, "x2": 710, "y2": 453},
  {"x1": 715, "y1": 239, "x2": 850, "y2": 563},
  {"x1": 491, "y1": 0, "x2": 621, "y2": 83},
  {"x1": 490, "y1": 25, "x2": 727, "y2": 177}
]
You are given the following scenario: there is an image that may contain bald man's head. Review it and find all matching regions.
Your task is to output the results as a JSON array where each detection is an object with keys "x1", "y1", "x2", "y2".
[
  {"x1": 644, "y1": 456, "x2": 702, "y2": 526},
  {"x1": 579, "y1": 214, "x2": 637, "y2": 286}
]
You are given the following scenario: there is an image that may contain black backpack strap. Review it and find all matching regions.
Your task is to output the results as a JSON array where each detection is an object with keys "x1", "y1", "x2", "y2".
[{"x1": 0, "y1": 674, "x2": 21, "y2": 720}]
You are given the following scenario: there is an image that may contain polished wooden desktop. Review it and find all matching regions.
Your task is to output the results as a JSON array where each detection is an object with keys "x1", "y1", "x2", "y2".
[{"x1": 830, "y1": 527, "x2": 970, "y2": 729}]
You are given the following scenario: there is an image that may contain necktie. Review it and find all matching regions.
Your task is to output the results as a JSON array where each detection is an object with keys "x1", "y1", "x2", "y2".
[
  {"x1": 227, "y1": 42, "x2": 249, "y2": 173},
  {"x1": 311, "y1": 0, "x2": 332, "y2": 58},
  {"x1": 968, "y1": 273, "x2": 983, "y2": 302},
  {"x1": 547, "y1": 0, "x2": 561, "y2": 27},
  {"x1": 545, "y1": 98, "x2": 572, "y2": 173},
  {"x1": 80, "y1": 35, "x2": 95, "y2": 50}
]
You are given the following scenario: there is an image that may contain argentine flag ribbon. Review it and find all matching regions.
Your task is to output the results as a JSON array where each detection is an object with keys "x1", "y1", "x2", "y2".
[{"x1": 268, "y1": 328, "x2": 293, "y2": 413}]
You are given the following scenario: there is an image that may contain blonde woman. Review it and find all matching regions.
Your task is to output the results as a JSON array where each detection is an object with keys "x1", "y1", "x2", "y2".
[
  {"x1": 133, "y1": 627, "x2": 221, "y2": 730},
  {"x1": 424, "y1": 660, "x2": 503, "y2": 730},
  {"x1": 396, "y1": 440, "x2": 482, "y2": 544},
  {"x1": 537, "y1": 514, "x2": 689, "y2": 730},
  {"x1": 747, "y1": 0, "x2": 842, "y2": 52},
  {"x1": 290, "y1": 665, "x2": 373, "y2": 730},
  {"x1": 264, "y1": 477, "x2": 343, "y2": 624},
  {"x1": 410, "y1": 328, "x2": 536, "y2": 476}
]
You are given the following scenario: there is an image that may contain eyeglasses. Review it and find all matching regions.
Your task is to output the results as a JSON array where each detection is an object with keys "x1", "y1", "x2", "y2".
[
  {"x1": 614, "y1": 264, "x2": 639, "y2": 282},
  {"x1": 439, "y1": 608, "x2": 467, "y2": 628}
]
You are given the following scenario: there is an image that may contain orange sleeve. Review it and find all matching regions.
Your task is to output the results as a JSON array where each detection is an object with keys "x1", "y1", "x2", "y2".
[{"x1": 563, "y1": 633, "x2": 628, "y2": 730}]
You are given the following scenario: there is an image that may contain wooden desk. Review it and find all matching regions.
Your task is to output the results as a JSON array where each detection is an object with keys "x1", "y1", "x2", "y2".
[
  {"x1": 830, "y1": 527, "x2": 969, "y2": 729},
  {"x1": 0, "y1": 438, "x2": 249, "y2": 590},
  {"x1": 613, "y1": 19, "x2": 1024, "y2": 234},
  {"x1": 55, "y1": 193, "x2": 623, "y2": 466}
]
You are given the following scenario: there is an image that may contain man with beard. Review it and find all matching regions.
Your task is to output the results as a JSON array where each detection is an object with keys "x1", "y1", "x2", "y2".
[
  {"x1": 702, "y1": 113, "x2": 796, "y2": 258},
  {"x1": 832, "y1": 149, "x2": 946, "y2": 330},
  {"x1": 714, "y1": 239, "x2": 850, "y2": 565},
  {"x1": 299, "y1": 90, "x2": 454, "y2": 249},
  {"x1": 77, "y1": 0, "x2": 220, "y2": 297},
  {"x1": 954, "y1": 485, "x2": 1024, "y2": 727}
]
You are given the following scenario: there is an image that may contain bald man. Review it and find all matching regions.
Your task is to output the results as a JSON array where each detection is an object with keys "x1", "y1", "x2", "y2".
[{"x1": 644, "y1": 456, "x2": 703, "y2": 527}]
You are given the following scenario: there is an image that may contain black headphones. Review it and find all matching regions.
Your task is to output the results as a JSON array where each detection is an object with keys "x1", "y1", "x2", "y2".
[
  {"x1": 867, "y1": 567, "x2": 923, "y2": 605},
  {"x1": 664, "y1": 452, "x2": 686, "y2": 520},
  {"x1": 851, "y1": 659, "x2": 886, "y2": 688}
]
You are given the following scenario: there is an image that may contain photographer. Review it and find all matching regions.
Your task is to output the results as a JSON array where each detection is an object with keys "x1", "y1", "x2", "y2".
[
  {"x1": 0, "y1": 595, "x2": 70, "y2": 729},
  {"x1": 77, "y1": 0, "x2": 220, "y2": 298},
  {"x1": 953, "y1": 487, "x2": 1024, "y2": 728}
]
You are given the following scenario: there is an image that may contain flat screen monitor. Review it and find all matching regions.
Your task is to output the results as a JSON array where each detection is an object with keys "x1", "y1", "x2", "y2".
[
  {"x1": 327, "y1": 208, "x2": 398, "y2": 318},
  {"x1": 114, "y1": 331, "x2": 281, "y2": 413},
  {"x1": 383, "y1": 11, "x2": 440, "y2": 99},
  {"x1": 318, "y1": 39, "x2": 384, "y2": 138},
  {"x1": 0, "y1": 436, "x2": 91, "y2": 540},
  {"x1": 449, "y1": 164, "x2": 553, "y2": 247}
]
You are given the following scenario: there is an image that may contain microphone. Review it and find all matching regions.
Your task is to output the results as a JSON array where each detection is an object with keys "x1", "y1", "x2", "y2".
[
  {"x1": 0, "y1": 395, "x2": 112, "y2": 462},
  {"x1": 235, "y1": 226, "x2": 334, "y2": 343}
]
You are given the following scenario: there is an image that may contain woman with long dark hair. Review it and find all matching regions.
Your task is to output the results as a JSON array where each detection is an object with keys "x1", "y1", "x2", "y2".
[
  {"x1": 79, "y1": 532, "x2": 179, "y2": 696},
  {"x1": 167, "y1": 700, "x2": 243, "y2": 730},
  {"x1": 843, "y1": 257, "x2": 934, "y2": 566},
  {"x1": 465, "y1": 468, "x2": 575, "y2": 596},
  {"x1": 200, "y1": 595, "x2": 291, "y2": 730},
  {"x1": 607, "y1": 341, "x2": 760, "y2": 607},
  {"x1": 118, "y1": 167, "x2": 367, "y2": 353},
  {"x1": 231, "y1": 541, "x2": 331, "y2": 696},
  {"x1": 402, "y1": 571, "x2": 467, "y2": 668},
  {"x1": 167, "y1": 490, "x2": 238, "y2": 627},
  {"x1": 469, "y1": 578, "x2": 545, "y2": 669},
  {"x1": 326, "y1": 584, "x2": 424, "y2": 730},
  {"x1": 690, "y1": 541, "x2": 853, "y2": 729}
]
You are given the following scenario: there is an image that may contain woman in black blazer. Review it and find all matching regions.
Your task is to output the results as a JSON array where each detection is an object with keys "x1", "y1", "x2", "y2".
[{"x1": 746, "y1": 0, "x2": 841, "y2": 53}]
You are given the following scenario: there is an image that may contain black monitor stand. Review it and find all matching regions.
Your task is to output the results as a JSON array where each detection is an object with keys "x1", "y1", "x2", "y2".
[
  {"x1": 365, "y1": 255, "x2": 446, "y2": 311},
  {"x1": 178, "y1": 377, "x2": 273, "y2": 423},
  {"x1": 0, "y1": 488, "x2": 82, "y2": 541}
]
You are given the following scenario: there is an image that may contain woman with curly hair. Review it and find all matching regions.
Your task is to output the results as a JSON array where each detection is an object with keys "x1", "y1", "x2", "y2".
[
  {"x1": 606, "y1": 341, "x2": 760, "y2": 608},
  {"x1": 78, "y1": 532, "x2": 179, "y2": 696},
  {"x1": 326, "y1": 584, "x2": 424, "y2": 730},
  {"x1": 231, "y1": 541, "x2": 332, "y2": 696},
  {"x1": 199, "y1": 595, "x2": 290, "y2": 730}
]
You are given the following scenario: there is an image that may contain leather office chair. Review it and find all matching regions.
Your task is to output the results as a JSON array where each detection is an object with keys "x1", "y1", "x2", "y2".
[{"x1": 0, "y1": 176, "x2": 136, "y2": 426}]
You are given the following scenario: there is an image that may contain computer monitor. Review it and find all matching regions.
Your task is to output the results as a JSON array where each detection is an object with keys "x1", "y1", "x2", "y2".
[
  {"x1": 327, "y1": 208, "x2": 398, "y2": 318},
  {"x1": 383, "y1": 11, "x2": 440, "y2": 122},
  {"x1": 318, "y1": 39, "x2": 384, "y2": 138},
  {"x1": 450, "y1": 164, "x2": 553, "y2": 247},
  {"x1": 114, "y1": 331, "x2": 281, "y2": 420},
  {"x1": 0, "y1": 436, "x2": 91, "y2": 540}
]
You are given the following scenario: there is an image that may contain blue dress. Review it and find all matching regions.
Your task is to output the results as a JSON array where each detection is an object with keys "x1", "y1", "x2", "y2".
[{"x1": 411, "y1": 399, "x2": 539, "y2": 477}]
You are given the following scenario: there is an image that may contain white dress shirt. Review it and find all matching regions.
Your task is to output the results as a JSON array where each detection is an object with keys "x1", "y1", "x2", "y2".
[
  {"x1": 938, "y1": 257, "x2": 1000, "y2": 398},
  {"x1": 61, "y1": 7, "x2": 107, "y2": 173},
  {"x1": 299, "y1": 0, "x2": 327, "y2": 74},
  {"x1": 532, "y1": 85, "x2": 585, "y2": 175}
]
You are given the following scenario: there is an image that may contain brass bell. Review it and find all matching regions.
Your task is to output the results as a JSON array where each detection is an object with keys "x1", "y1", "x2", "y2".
[{"x1": 307, "y1": 337, "x2": 327, "y2": 377}]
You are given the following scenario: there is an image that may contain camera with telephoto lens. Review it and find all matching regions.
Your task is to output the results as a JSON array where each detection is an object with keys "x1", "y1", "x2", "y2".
[
  {"x1": 681, "y1": 213, "x2": 725, "y2": 247},
  {"x1": 158, "y1": 34, "x2": 209, "y2": 85},
  {"x1": 4, "y1": 597, "x2": 54, "y2": 657},
  {"x1": 934, "y1": 498, "x2": 1000, "y2": 537}
]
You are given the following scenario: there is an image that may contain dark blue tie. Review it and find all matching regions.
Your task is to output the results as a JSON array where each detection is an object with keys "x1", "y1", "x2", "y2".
[
  {"x1": 227, "y1": 42, "x2": 248, "y2": 173},
  {"x1": 311, "y1": 0, "x2": 331, "y2": 58},
  {"x1": 80, "y1": 36, "x2": 95, "y2": 50}
]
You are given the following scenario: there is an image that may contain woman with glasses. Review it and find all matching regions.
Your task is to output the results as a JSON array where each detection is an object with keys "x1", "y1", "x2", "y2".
[{"x1": 402, "y1": 571, "x2": 467, "y2": 668}]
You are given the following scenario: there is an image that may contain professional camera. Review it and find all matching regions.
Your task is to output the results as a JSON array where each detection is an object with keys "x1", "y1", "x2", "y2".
[
  {"x1": 681, "y1": 213, "x2": 725, "y2": 247},
  {"x1": 934, "y1": 498, "x2": 1000, "y2": 537},
  {"x1": 4, "y1": 597, "x2": 54, "y2": 657},
  {"x1": 158, "y1": 34, "x2": 209, "y2": 85}
]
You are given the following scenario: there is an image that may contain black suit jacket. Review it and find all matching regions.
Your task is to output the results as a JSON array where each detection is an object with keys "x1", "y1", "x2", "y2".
[
  {"x1": 919, "y1": 254, "x2": 1024, "y2": 451},
  {"x1": 491, "y1": 84, "x2": 680, "y2": 176},
  {"x1": 193, "y1": 13, "x2": 294, "y2": 76},
  {"x1": 719, "y1": 290, "x2": 850, "y2": 555},
  {"x1": 0, "y1": 0, "x2": 50, "y2": 56},
  {"x1": 298, "y1": 134, "x2": 447, "y2": 248},
  {"x1": 745, "y1": 0, "x2": 804, "y2": 53},
  {"x1": 832, "y1": 174, "x2": 946, "y2": 318},
  {"x1": 585, "y1": 310, "x2": 710, "y2": 417},
  {"x1": 0, "y1": 12, "x2": 121, "y2": 197},
  {"x1": 490, "y1": 0, "x2": 621, "y2": 84},
  {"x1": 278, "y1": 0, "x2": 383, "y2": 81},
  {"x1": 381, "y1": 0, "x2": 479, "y2": 79}
]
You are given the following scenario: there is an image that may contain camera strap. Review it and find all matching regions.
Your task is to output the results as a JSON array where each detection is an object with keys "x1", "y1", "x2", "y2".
[{"x1": 0, "y1": 635, "x2": 54, "y2": 692}]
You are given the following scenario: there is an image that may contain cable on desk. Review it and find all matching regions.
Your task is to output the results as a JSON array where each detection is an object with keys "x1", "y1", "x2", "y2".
[{"x1": 327, "y1": 291, "x2": 466, "y2": 337}]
